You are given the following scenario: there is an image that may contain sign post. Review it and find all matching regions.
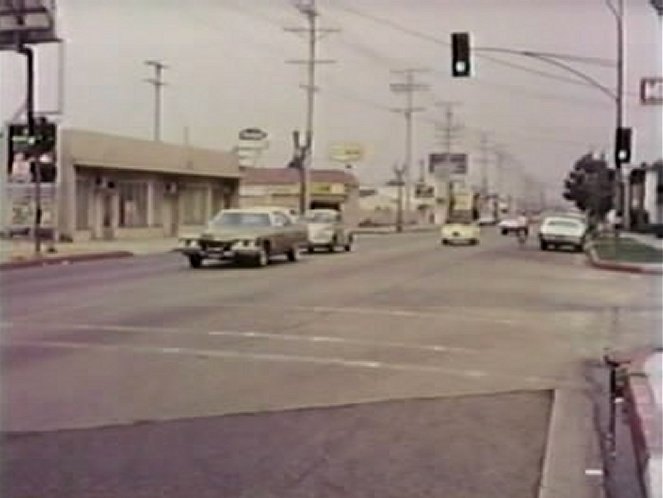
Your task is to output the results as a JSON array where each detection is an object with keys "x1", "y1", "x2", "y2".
[{"x1": 1, "y1": 0, "x2": 59, "y2": 256}]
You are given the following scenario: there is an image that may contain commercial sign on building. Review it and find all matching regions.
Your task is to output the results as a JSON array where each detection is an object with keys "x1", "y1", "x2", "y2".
[
  {"x1": 311, "y1": 182, "x2": 345, "y2": 195},
  {"x1": 641, "y1": 77, "x2": 663, "y2": 105},
  {"x1": 240, "y1": 184, "x2": 299, "y2": 197},
  {"x1": 429, "y1": 153, "x2": 468, "y2": 178},
  {"x1": 415, "y1": 183, "x2": 434, "y2": 199},
  {"x1": 329, "y1": 143, "x2": 364, "y2": 163},
  {"x1": 451, "y1": 188, "x2": 474, "y2": 211}
]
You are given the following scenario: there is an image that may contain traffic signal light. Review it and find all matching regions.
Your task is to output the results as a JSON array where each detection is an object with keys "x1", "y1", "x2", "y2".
[
  {"x1": 451, "y1": 32, "x2": 471, "y2": 77},
  {"x1": 6, "y1": 118, "x2": 57, "y2": 183},
  {"x1": 614, "y1": 127, "x2": 632, "y2": 165}
]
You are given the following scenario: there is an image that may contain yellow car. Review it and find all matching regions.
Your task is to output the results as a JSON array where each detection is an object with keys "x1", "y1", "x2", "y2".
[{"x1": 441, "y1": 218, "x2": 480, "y2": 246}]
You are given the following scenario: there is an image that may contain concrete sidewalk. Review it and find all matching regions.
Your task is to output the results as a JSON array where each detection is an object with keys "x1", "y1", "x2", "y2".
[
  {"x1": 622, "y1": 348, "x2": 662, "y2": 498},
  {"x1": 0, "y1": 237, "x2": 178, "y2": 269}
]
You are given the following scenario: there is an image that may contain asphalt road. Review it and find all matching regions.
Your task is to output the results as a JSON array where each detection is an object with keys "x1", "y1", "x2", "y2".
[{"x1": 1, "y1": 229, "x2": 660, "y2": 497}]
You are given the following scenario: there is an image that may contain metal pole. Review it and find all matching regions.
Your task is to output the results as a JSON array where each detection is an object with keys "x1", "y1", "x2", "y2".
[
  {"x1": 404, "y1": 73, "x2": 414, "y2": 222},
  {"x1": 155, "y1": 66, "x2": 162, "y2": 142},
  {"x1": 18, "y1": 45, "x2": 41, "y2": 256},
  {"x1": 144, "y1": 60, "x2": 167, "y2": 142},
  {"x1": 613, "y1": 0, "x2": 626, "y2": 220},
  {"x1": 394, "y1": 164, "x2": 405, "y2": 232},
  {"x1": 303, "y1": 1, "x2": 317, "y2": 215}
]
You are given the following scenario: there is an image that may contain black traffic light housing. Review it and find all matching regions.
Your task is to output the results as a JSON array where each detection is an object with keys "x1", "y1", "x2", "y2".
[
  {"x1": 6, "y1": 118, "x2": 58, "y2": 183},
  {"x1": 614, "y1": 127, "x2": 632, "y2": 165},
  {"x1": 451, "y1": 32, "x2": 471, "y2": 77}
]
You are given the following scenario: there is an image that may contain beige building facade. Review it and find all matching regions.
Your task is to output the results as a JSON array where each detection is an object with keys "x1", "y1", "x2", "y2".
[
  {"x1": 55, "y1": 129, "x2": 240, "y2": 241},
  {"x1": 239, "y1": 167, "x2": 361, "y2": 225}
]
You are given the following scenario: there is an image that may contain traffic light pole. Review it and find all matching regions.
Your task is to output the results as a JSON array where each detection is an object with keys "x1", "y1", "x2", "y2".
[{"x1": 18, "y1": 44, "x2": 42, "y2": 256}]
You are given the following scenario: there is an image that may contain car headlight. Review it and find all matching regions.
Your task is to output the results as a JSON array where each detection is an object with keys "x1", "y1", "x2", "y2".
[{"x1": 232, "y1": 239, "x2": 258, "y2": 249}]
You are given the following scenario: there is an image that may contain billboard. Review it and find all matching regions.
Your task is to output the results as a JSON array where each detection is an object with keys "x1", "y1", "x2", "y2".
[
  {"x1": 5, "y1": 183, "x2": 57, "y2": 233},
  {"x1": 429, "y1": 153, "x2": 468, "y2": 178},
  {"x1": 329, "y1": 143, "x2": 364, "y2": 163}
]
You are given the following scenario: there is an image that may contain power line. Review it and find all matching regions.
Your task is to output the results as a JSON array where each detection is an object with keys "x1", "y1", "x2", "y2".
[{"x1": 329, "y1": 2, "x2": 637, "y2": 95}]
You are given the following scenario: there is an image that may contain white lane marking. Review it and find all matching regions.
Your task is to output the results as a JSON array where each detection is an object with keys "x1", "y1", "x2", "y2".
[
  {"x1": 0, "y1": 322, "x2": 476, "y2": 355},
  {"x1": 211, "y1": 303, "x2": 518, "y2": 325},
  {"x1": 2, "y1": 339, "x2": 580, "y2": 388},
  {"x1": 584, "y1": 468, "x2": 603, "y2": 476}
]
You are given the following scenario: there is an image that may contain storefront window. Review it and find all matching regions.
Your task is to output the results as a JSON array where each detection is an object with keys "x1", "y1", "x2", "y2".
[
  {"x1": 151, "y1": 182, "x2": 163, "y2": 227},
  {"x1": 182, "y1": 186, "x2": 208, "y2": 225},
  {"x1": 76, "y1": 178, "x2": 91, "y2": 230},
  {"x1": 118, "y1": 181, "x2": 148, "y2": 228}
]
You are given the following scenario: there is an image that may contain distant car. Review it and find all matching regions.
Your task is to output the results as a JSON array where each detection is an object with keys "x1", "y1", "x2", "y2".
[
  {"x1": 498, "y1": 218, "x2": 521, "y2": 235},
  {"x1": 441, "y1": 217, "x2": 480, "y2": 246},
  {"x1": 177, "y1": 207, "x2": 308, "y2": 268},
  {"x1": 303, "y1": 208, "x2": 354, "y2": 253},
  {"x1": 478, "y1": 215, "x2": 497, "y2": 226},
  {"x1": 538, "y1": 216, "x2": 587, "y2": 252}
]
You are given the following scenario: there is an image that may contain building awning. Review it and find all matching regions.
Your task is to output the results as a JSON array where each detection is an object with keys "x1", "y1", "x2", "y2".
[{"x1": 62, "y1": 129, "x2": 241, "y2": 179}]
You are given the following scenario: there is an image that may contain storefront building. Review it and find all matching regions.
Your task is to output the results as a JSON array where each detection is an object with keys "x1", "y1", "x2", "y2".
[
  {"x1": 239, "y1": 167, "x2": 360, "y2": 224},
  {"x1": 52, "y1": 129, "x2": 239, "y2": 241}
]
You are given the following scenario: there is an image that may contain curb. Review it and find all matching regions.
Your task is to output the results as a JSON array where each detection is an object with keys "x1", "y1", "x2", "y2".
[
  {"x1": 622, "y1": 350, "x2": 663, "y2": 498},
  {"x1": 538, "y1": 389, "x2": 606, "y2": 498},
  {"x1": 584, "y1": 243, "x2": 663, "y2": 275},
  {"x1": 0, "y1": 251, "x2": 134, "y2": 271}
]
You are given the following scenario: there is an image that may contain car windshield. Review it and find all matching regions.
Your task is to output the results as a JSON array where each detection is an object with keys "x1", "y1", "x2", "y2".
[
  {"x1": 448, "y1": 214, "x2": 474, "y2": 224},
  {"x1": 304, "y1": 211, "x2": 337, "y2": 223},
  {"x1": 210, "y1": 212, "x2": 272, "y2": 227},
  {"x1": 545, "y1": 219, "x2": 583, "y2": 228}
]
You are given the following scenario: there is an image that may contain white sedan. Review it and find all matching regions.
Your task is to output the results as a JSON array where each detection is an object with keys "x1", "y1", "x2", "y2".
[
  {"x1": 538, "y1": 216, "x2": 587, "y2": 252},
  {"x1": 498, "y1": 218, "x2": 521, "y2": 235}
]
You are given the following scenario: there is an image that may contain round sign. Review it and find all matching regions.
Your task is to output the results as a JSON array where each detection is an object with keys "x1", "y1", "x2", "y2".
[{"x1": 239, "y1": 128, "x2": 268, "y2": 141}]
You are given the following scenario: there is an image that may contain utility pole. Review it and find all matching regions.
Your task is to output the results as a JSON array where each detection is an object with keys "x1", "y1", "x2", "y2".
[
  {"x1": 477, "y1": 132, "x2": 491, "y2": 196},
  {"x1": 434, "y1": 101, "x2": 464, "y2": 156},
  {"x1": 433, "y1": 101, "x2": 463, "y2": 224},
  {"x1": 144, "y1": 60, "x2": 168, "y2": 142},
  {"x1": 391, "y1": 69, "x2": 429, "y2": 222},
  {"x1": 393, "y1": 163, "x2": 406, "y2": 232},
  {"x1": 285, "y1": 0, "x2": 338, "y2": 214}
]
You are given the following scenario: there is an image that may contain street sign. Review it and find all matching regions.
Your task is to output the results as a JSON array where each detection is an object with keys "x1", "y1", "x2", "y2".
[
  {"x1": 239, "y1": 127, "x2": 268, "y2": 141},
  {"x1": 640, "y1": 77, "x2": 663, "y2": 105}
]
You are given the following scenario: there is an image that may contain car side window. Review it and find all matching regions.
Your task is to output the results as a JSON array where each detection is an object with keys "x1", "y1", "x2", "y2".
[{"x1": 274, "y1": 213, "x2": 290, "y2": 227}]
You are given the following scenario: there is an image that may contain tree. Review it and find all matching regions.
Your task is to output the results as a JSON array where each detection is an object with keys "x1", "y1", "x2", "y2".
[{"x1": 562, "y1": 153, "x2": 614, "y2": 221}]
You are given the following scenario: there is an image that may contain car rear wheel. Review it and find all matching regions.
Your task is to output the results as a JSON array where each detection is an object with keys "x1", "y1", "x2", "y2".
[
  {"x1": 441, "y1": 239, "x2": 448, "y2": 245},
  {"x1": 501, "y1": 229, "x2": 508, "y2": 236},
  {"x1": 344, "y1": 236, "x2": 353, "y2": 252},
  {"x1": 253, "y1": 245, "x2": 269, "y2": 267},
  {"x1": 287, "y1": 245, "x2": 300, "y2": 262},
  {"x1": 540, "y1": 240, "x2": 548, "y2": 251},
  {"x1": 327, "y1": 237, "x2": 337, "y2": 253},
  {"x1": 188, "y1": 255, "x2": 203, "y2": 268}
]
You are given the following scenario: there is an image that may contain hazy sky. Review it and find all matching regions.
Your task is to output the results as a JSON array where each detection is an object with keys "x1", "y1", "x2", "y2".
[{"x1": 1, "y1": 0, "x2": 662, "y2": 198}]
